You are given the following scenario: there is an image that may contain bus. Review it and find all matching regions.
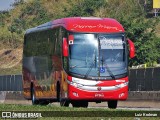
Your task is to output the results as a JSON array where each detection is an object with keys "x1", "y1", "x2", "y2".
[{"x1": 23, "y1": 17, "x2": 135, "y2": 108}]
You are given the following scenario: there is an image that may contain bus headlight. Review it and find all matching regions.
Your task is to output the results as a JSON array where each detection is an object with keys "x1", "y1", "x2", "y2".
[
  {"x1": 71, "y1": 82, "x2": 83, "y2": 88},
  {"x1": 116, "y1": 82, "x2": 128, "y2": 88}
]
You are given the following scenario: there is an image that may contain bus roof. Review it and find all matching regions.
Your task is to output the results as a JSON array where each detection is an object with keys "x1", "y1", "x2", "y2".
[{"x1": 25, "y1": 17, "x2": 125, "y2": 34}]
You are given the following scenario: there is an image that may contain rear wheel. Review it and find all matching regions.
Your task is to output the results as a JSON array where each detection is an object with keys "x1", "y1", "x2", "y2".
[
  {"x1": 60, "y1": 99, "x2": 69, "y2": 107},
  {"x1": 108, "y1": 100, "x2": 118, "y2": 109},
  {"x1": 39, "y1": 101, "x2": 49, "y2": 105},
  {"x1": 72, "y1": 101, "x2": 88, "y2": 108},
  {"x1": 31, "y1": 87, "x2": 39, "y2": 105}
]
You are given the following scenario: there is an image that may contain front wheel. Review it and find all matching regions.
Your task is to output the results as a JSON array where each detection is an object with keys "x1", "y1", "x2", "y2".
[
  {"x1": 72, "y1": 101, "x2": 88, "y2": 108},
  {"x1": 108, "y1": 100, "x2": 118, "y2": 109}
]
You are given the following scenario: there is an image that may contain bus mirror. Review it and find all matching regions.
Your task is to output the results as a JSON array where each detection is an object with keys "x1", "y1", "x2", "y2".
[
  {"x1": 127, "y1": 39, "x2": 135, "y2": 58},
  {"x1": 63, "y1": 38, "x2": 68, "y2": 57}
]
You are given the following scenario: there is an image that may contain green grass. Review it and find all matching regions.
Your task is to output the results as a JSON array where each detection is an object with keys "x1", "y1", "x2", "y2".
[
  {"x1": 0, "y1": 104, "x2": 159, "y2": 120},
  {"x1": 0, "y1": 103, "x2": 117, "y2": 111}
]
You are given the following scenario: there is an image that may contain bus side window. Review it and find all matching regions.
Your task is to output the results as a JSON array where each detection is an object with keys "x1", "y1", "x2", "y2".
[
  {"x1": 48, "y1": 30, "x2": 55, "y2": 56},
  {"x1": 55, "y1": 28, "x2": 62, "y2": 56}
]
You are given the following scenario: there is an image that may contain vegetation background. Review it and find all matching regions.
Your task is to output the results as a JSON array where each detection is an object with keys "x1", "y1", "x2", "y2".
[{"x1": 0, "y1": 0, "x2": 160, "y2": 75}]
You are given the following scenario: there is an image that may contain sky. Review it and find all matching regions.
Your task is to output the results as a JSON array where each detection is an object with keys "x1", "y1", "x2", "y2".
[{"x1": 0, "y1": 0, "x2": 15, "y2": 11}]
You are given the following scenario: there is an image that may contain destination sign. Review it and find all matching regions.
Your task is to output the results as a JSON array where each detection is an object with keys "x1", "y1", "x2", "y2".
[{"x1": 99, "y1": 36, "x2": 123, "y2": 49}]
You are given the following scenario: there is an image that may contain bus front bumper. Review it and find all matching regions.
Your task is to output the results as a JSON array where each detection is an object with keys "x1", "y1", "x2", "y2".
[{"x1": 68, "y1": 85, "x2": 128, "y2": 101}]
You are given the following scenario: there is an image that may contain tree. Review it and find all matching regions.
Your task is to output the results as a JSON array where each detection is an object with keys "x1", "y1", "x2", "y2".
[
  {"x1": 94, "y1": 0, "x2": 160, "y2": 66},
  {"x1": 67, "y1": 0, "x2": 105, "y2": 17},
  {"x1": 1, "y1": 0, "x2": 160, "y2": 66},
  {"x1": 11, "y1": 0, "x2": 25, "y2": 7}
]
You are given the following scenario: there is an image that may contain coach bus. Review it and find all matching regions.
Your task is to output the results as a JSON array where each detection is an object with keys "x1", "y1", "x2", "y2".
[{"x1": 23, "y1": 17, "x2": 135, "y2": 108}]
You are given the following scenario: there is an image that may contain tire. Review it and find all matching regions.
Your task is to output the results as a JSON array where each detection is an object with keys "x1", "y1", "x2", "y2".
[
  {"x1": 60, "y1": 99, "x2": 69, "y2": 107},
  {"x1": 72, "y1": 101, "x2": 88, "y2": 108},
  {"x1": 108, "y1": 100, "x2": 118, "y2": 109},
  {"x1": 31, "y1": 87, "x2": 39, "y2": 105},
  {"x1": 39, "y1": 100, "x2": 49, "y2": 106}
]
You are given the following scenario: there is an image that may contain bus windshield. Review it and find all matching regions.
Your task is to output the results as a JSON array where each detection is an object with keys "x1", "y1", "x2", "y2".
[{"x1": 69, "y1": 33, "x2": 127, "y2": 80}]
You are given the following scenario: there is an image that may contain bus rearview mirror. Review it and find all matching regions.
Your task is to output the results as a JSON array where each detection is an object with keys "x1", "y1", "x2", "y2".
[
  {"x1": 63, "y1": 38, "x2": 68, "y2": 57},
  {"x1": 127, "y1": 39, "x2": 135, "y2": 58}
]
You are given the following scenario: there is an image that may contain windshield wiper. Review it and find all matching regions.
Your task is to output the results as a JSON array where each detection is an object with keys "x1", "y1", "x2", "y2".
[
  {"x1": 101, "y1": 57, "x2": 115, "y2": 80},
  {"x1": 104, "y1": 63, "x2": 116, "y2": 80},
  {"x1": 100, "y1": 51, "x2": 115, "y2": 80},
  {"x1": 84, "y1": 50, "x2": 96, "y2": 79}
]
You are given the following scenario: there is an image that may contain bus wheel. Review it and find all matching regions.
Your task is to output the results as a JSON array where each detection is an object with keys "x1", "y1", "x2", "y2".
[
  {"x1": 31, "y1": 87, "x2": 39, "y2": 105},
  {"x1": 72, "y1": 101, "x2": 88, "y2": 108},
  {"x1": 60, "y1": 99, "x2": 69, "y2": 107},
  {"x1": 108, "y1": 100, "x2": 117, "y2": 109},
  {"x1": 39, "y1": 100, "x2": 49, "y2": 106}
]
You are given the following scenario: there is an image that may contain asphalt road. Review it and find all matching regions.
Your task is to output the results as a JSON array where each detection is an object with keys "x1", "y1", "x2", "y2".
[
  {"x1": 1, "y1": 91, "x2": 160, "y2": 111},
  {"x1": 1, "y1": 99, "x2": 160, "y2": 111}
]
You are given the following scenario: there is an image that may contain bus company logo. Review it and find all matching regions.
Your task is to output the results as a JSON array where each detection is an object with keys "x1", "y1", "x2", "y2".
[
  {"x1": 2, "y1": 112, "x2": 11, "y2": 118},
  {"x1": 97, "y1": 87, "x2": 101, "y2": 91},
  {"x1": 73, "y1": 24, "x2": 120, "y2": 31}
]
